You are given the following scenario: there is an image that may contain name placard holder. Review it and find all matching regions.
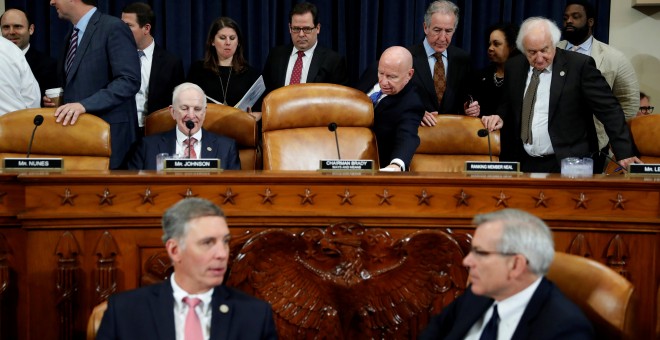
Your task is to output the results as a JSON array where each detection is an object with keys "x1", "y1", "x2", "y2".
[
  {"x1": 465, "y1": 161, "x2": 520, "y2": 173},
  {"x1": 320, "y1": 159, "x2": 374, "y2": 171},
  {"x1": 164, "y1": 158, "x2": 221, "y2": 171},
  {"x1": 3, "y1": 158, "x2": 63, "y2": 170},
  {"x1": 627, "y1": 164, "x2": 660, "y2": 176}
]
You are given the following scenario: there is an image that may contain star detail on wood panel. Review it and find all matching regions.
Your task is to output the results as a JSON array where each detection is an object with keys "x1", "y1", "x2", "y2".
[
  {"x1": 377, "y1": 189, "x2": 394, "y2": 206},
  {"x1": 59, "y1": 188, "x2": 78, "y2": 206},
  {"x1": 572, "y1": 192, "x2": 590, "y2": 209},
  {"x1": 139, "y1": 187, "x2": 158, "y2": 205},
  {"x1": 180, "y1": 188, "x2": 198, "y2": 199},
  {"x1": 0, "y1": 191, "x2": 6, "y2": 204},
  {"x1": 298, "y1": 188, "x2": 316, "y2": 205},
  {"x1": 337, "y1": 188, "x2": 355, "y2": 205},
  {"x1": 453, "y1": 189, "x2": 471, "y2": 207},
  {"x1": 609, "y1": 192, "x2": 627, "y2": 210},
  {"x1": 259, "y1": 187, "x2": 277, "y2": 204},
  {"x1": 492, "y1": 190, "x2": 510, "y2": 207},
  {"x1": 219, "y1": 187, "x2": 238, "y2": 205},
  {"x1": 532, "y1": 191, "x2": 551, "y2": 208},
  {"x1": 97, "y1": 188, "x2": 116, "y2": 206},
  {"x1": 416, "y1": 189, "x2": 433, "y2": 206}
]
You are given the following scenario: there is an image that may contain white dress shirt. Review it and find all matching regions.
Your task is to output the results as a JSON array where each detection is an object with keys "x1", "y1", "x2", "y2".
[
  {"x1": 0, "y1": 37, "x2": 40, "y2": 115},
  {"x1": 284, "y1": 41, "x2": 318, "y2": 85},
  {"x1": 565, "y1": 36, "x2": 594, "y2": 56},
  {"x1": 136, "y1": 39, "x2": 155, "y2": 127},
  {"x1": 175, "y1": 128, "x2": 203, "y2": 158},
  {"x1": 522, "y1": 66, "x2": 555, "y2": 157},
  {"x1": 171, "y1": 273, "x2": 214, "y2": 340}
]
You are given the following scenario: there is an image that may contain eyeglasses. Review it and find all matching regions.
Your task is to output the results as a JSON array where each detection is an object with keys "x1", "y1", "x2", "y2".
[
  {"x1": 639, "y1": 106, "x2": 654, "y2": 115},
  {"x1": 468, "y1": 247, "x2": 517, "y2": 258},
  {"x1": 290, "y1": 26, "x2": 317, "y2": 34}
]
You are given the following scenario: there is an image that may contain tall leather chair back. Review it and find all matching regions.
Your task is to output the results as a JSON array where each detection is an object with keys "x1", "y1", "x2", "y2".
[{"x1": 628, "y1": 114, "x2": 660, "y2": 163}]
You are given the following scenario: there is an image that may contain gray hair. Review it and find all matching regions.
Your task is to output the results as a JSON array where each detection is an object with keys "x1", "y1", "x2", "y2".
[
  {"x1": 516, "y1": 17, "x2": 561, "y2": 53},
  {"x1": 161, "y1": 198, "x2": 226, "y2": 246},
  {"x1": 424, "y1": 0, "x2": 460, "y2": 29},
  {"x1": 171, "y1": 82, "x2": 206, "y2": 107},
  {"x1": 473, "y1": 209, "x2": 555, "y2": 276}
]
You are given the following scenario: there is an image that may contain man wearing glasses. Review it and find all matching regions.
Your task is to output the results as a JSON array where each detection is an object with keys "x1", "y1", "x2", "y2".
[
  {"x1": 420, "y1": 209, "x2": 594, "y2": 339},
  {"x1": 637, "y1": 92, "x2": 653, "y2": 117},
  {"x1": 261, "y1": 2, "x2": 348, "y2": 100}
]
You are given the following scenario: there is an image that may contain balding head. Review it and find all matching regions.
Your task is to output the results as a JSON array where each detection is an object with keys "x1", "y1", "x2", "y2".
[{"x1": 377, "y1": 46, "x2": 414, "y2": 95}]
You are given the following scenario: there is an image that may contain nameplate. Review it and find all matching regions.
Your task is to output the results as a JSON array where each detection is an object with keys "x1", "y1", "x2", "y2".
[
  {"x1": 164, "y1": 158, "x2": 221, "y2": 171},
  {"x1": 320, "y1": 159, "x2": 374, "y2": 171},
  {"x1": 465, "y1": 161, "x2": 520, "y2": 173},
  {"x1": 3, "y1": 158, "x2": 63, "y2": 170},
  {"x1": 628, "y1": 164, "x2": 660, "y2": 176}
]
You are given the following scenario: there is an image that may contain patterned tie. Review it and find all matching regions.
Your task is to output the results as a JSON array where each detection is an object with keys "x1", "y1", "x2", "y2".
[
  {"x1": 183, "y1": 137, "x2": 198, "y2": 159},
  {"x1": 183, "y1": 297, "x2": 203, "y2": 340},
  {"x1": 369, "y1": 90, "x2": 382, "y2": 106},
  {"x1": 65, "y1": 28, "x2": 79, "y2": 76},
  {"x1": 520, "y1": 68, "x2": 543, "y2": 144},
  {"x1": 479, "y1": 304, "x2": 499, "y2": 340},
  {"x1": 289, "y1": 51, "x2": 305, "y2": 84},
  {"x1": 433, "y1": 52, "x2": 446, "y2": 107},
  {"x1": 138, "y1": 50, "x2": 146, "y2": 64}
]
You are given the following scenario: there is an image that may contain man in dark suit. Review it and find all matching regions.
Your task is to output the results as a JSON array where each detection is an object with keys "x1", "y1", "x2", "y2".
[
  {"x1": 46, "y1": 0, "x2": 140, "y2": 170},
  {"x1": 356, "y1": 46, "x2": 424, "y2": 171},
  {"x1": 1, "y1": 8, "x2": 58, "y2": 101},
  {"x1": 481, "y1": 17, "x2": 640, "y2": 173},
  {"x1": 121, "y1": 2, "x2": 184, "y2": 132},
  {"x1": 419, "y1": 209, "x2": 594, "y2": 339},
  {"x1": 96, "y1": 198, "x2": 277, "y2": 340},
  {"x1": 128, "y1": 83, "x2": 241, "y2": 170},
  {"x1": 408, "y1": 0, "x2": 480, "y2": 126},
  {"x1": 261, "y1": 2, "x2": 348, "y2": 101}
]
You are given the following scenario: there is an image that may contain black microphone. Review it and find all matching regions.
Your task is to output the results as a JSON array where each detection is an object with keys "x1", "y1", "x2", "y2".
[
  {"x1": 185, "y1": 120, "x2": 195, "y2": 159},
  {"x1": 477, "y1": 129, "x2": 492, "y2": 162},
  {"x1": 328, "y1": 122, "x2": 341, "y2": 159},
  {"x1": 594, "y1": 150, "x2": 628, "y2": 174},
  {"x1": 26, "y1": 115, "x2": 44, "y2": 158}
]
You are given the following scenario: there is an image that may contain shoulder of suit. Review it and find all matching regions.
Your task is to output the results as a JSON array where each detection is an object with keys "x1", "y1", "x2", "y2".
[{"x1": 218, "y1": 285, "x2": 271, "y2": 307}]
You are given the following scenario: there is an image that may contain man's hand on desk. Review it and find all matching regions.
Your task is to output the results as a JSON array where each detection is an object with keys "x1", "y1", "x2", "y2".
[
  {"x1": 617, "y1": 156, "x2": 643, "y2": 169},
  {"x1": 421, "y1": 111, "x2": 438, "y2": 127},
  {"x1": 54, "y1": 102, "x2": 87, "y2": 126},
  {"x1": 481, "y1": 114, "x2": 503, "y2": 131}
]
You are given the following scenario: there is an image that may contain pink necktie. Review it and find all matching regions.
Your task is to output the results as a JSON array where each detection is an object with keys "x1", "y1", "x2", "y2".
[
  {"x1": 183, "y1": 297, "x2": 203, "y2": 340},
  {"x1": 183, "y1": 137, "x2": 198, "y2": 159},
  {"x1": 289, "y1": 51, "x2": 305, "y2": 84}
]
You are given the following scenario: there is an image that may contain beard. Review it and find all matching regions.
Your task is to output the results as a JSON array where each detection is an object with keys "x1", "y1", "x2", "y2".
[{"x1": 563, "y1": 24, "x2": 591, "y2": 45}]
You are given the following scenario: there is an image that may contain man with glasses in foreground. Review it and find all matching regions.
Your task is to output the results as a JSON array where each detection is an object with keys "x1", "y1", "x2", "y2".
[{"x1": 419, "y1": 209, "x2": 594, "y2": 339}]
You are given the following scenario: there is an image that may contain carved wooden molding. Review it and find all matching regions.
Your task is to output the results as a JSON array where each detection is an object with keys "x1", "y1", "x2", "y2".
[
  {"x1": 606, "y1": 234, "x2": 630, "y2": 279},
  {"x1": 454, "y1": 189, "x2": 471, "y2": 207},
  {"x1": 298, "y1": 188, "x2": 316, "y2": 205},
  {"x1": 337, "y1": 188, "x2": 355, "y2": 205},
  {"x1": 139, "y1": 187, "x2": 158, "y2": 205},
  {"x1": 141, "y1": 251, "x2": 173, "y2": 287},
  {"x1": 54, "y1": 231, "x2": 81, "y2": 340},
  {"x1": 94, "y1": 231, "x2": 119, "y2": 304},
  {"x1": 567, "y1": 234, "x2": 593, "y2": 258},
  {"x1": 0, "y1": 233, "x2": 9, "y2": 298},
  {"x1": 493, "y1": 190, "x2": 510, "y2": 207}
]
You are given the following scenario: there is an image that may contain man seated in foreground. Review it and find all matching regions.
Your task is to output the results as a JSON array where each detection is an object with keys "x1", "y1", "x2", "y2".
[
  {"x1": 96, "y1": 198, "x2": 277, "y2": 339},
  {"x1": 128, "y1": 82, "x2": 241, "y2": 170},
  {"x1": 419, "y1": 208, "x2": 594, "y2": 339}
]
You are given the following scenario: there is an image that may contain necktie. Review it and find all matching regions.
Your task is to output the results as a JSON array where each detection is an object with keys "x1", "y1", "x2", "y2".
[
  {"x1": 289, "y1": 51, "x2": 305, "y2": 85},
  {"x1": 65, "y1": 28, "x2": 79, "y2": 76},
  {"x1": 520, "y1": 68, "x2": 543, "y2": 144},
  {"x1": 479, "y1": 304, "x2": 499, "y2": 340},
  {"x1": 138, "y1": 50, "x2": 146, "y2": 64},
  {"x1": 183, "y1": 137, "x2": 198, "y2": 159},
  {"x1": 183, "y1": 297, "x2": 203, "y2": 340},
  {"x1": 433, "y1": 52, "x2": 446, "y2": 107},
  {"x1": 369, "y1": 90, "x2": 382, "y2": 106}
]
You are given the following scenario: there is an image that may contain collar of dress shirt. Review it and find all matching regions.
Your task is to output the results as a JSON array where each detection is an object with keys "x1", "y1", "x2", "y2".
[{"x1": 170, "y1": 272, "x2": 214, "y2": 315}]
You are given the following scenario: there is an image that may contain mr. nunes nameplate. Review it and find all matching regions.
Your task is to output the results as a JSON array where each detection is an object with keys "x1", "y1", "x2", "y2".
[
  {"x1": 320, "y1": 159, "x2": 374, "y2": 171},
  {"x1": 465, "y1": 161, "x2": 520, "y2": 173},
  {"x1": 628, "y1": 163, "x2": 660, "y2": 176},
  {"x1": 3, "y1": 158, "x2": 63, "y2": 170},
  {"x1": 164, "y1": 158, "x2": 221, "y2": 171}
]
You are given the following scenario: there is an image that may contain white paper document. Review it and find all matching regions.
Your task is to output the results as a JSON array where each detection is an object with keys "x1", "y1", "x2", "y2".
[{"x1": 234, "y1": 75, "x2": 265, "y2": 111}]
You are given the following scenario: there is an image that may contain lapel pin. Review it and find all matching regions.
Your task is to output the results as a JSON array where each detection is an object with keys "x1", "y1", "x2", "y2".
[
  {"x1": 219, "y1": 304, "x2": 229, "y2": 313},
  {"x1": 207, "y1": 147, "x2": 212, "y2": 151},
  {"x1": 560, "y1": 71, "x2": 565, "y2": 77}
]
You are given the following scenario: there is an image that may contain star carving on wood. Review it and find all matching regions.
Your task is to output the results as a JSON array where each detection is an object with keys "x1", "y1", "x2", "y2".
[
  {"x1": 337, "y1": 188, "x2": 355, "y2": 205},
  {"x1": 453, "y1": 189, "x2": 471, "y2": 207},
  {"x1": 532, "y1": 191, "x2": 551, "y2": 208},
  {"x1": 180, "y1": 188, "x2": 198, "y2": 199},
  {"x1": 259, "y1": 187, "x2": 277, "y2": 204},
  {"x1": 97, "y1": 188, "x2": 116, "y2": 206},
  {"x1": 0, "y1": 191, "x2": 6, "y2": 204},
  {"x1": 609, "y1": 192, "x2": 627, "y2": 210},
  {"x1": 492, "y1": 190, "x2": 511, "y2": 207},
  {"x1": 219, "y1": 187, "x2": 238, "y2": 205},
  {"x1": 416, "y1": 189, "x2": 433, "y2": 206},
  {"x1": 572, "y1": 192, "x2": 590, "y2": 209},
  {"x1": 59, "y1": 188, "x2": 78, "y2": 206},
  {"x1": 139, "y1": 187, "x2": 158, "y2": 205},
  {"x1": 377, "y1": 189, "x2": 394, "y2": 206},
  {"x1": 298, "y1": 188, "x2": 317, "y2": 206}
]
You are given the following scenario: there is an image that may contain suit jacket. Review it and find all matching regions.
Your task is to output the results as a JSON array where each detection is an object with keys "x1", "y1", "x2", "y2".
[
  {"x1": 96, "y1": 280, "x2": 278, "y2": 340},
  {"x1": 419, "y1": 278, "x2": 594, "y2": 340},
  {"x1": 59, "y1": 9, "x2": 141, "y2": 169},
  {"x1": 128, "y1": 128, "x2": 241, "y2": 170},
  {"x1": 408, "y1": 43, "x2": 472, "y2": 114},
  {"x1": 147, "y1": 44, "x2": 184, "y2": 113},
  {"x1": 24, "y1": 46, "x2": 58, "y2": 99},
  {"x1": 498, "y1": 49, "x2": 635, "y2": 165}
]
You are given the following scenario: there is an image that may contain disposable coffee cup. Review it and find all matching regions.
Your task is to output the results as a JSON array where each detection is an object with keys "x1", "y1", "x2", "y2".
[{"x1": 45, "y1": 87, "x2": 64, "y2": 107}]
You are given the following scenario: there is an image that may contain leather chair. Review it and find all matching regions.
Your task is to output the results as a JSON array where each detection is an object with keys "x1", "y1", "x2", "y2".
[
  {"x1": 410, "y1": 115, "x2": 500, "y2": 172},
  {"x1": 628, "y1": 114, "x2": 660, "y2": 163},
  {"x1": 145, "y1": 104, "x2": 261, "y2": 170},
  {"x1": 0, "y1": 108, "x2": 111, "y2": 170},
  {"x1": 261, "y1": 83, "x2": 378, "y2": 170},
  {"x1": 86, "y1": 300, "x2": 108, "y2": 340},
  {"x1": 546, "y1": 252, "x2": 637, "y2": 339}
]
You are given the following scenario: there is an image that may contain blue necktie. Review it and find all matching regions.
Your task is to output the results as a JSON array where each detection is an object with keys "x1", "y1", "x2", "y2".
[
  {"x1": 479, "y1": 304, "x2": 499, "y2": 340},
  {"x1": 369, "y1": 90, "x2": 382, "y2": 106}
]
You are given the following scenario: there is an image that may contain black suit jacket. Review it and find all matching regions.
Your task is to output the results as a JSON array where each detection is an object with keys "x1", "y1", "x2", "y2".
[
  {"x1": 499, "y1": 49, "x2": 634, "y2": 165},
  {"x1": 408, "y1": 43, "x2": 472, "y2": 114},
  {"x1": 25, "y1": 47, "x2": 58, "y2": 98},
  {"x1": 419, "y1": 278, "x2": 594, "y2": 340},
  {"x1": 128, "y1": 128, "x2": 241, "y2": 170},
  {"x1": 96, "y1": 280, "x2": 278, "y2": 340},
  {"x1": 147, "y1": 44, "x2": 184, "y2": 113}
]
